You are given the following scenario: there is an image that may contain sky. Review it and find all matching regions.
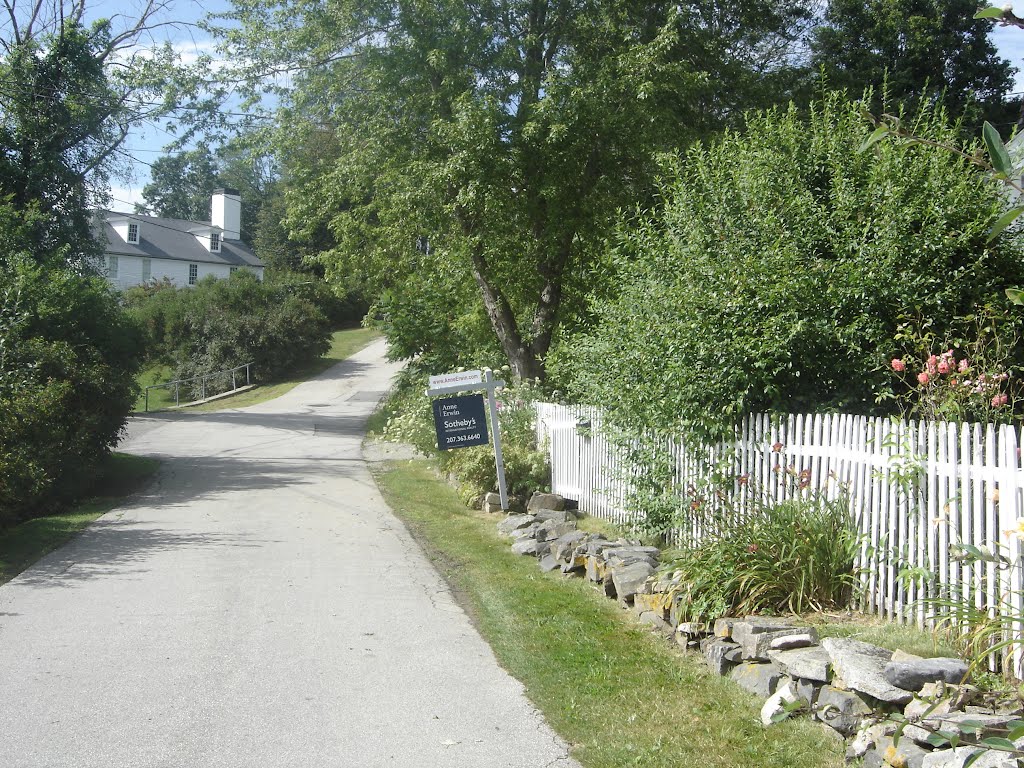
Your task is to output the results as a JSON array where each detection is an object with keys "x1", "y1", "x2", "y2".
[
  {"x1": 104, "y1": 0, "x2": 1024, "y2": 215},
  {"x1": 102, "y1": 0, "x2": 234, "y2": 213}
]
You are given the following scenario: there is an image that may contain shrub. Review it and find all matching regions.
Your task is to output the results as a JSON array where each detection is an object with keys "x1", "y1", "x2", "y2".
[
  {"x1": 126, "y1": 271, "x2": 332, "y2": 395},
  {"x1": 561, "y1": 93, "x2": 1024, "y2": 439},
  {"x1": 665, "y1": 493, "x2": 862, "y2": 623},
  {"x1": 0, "y1": 257, "x2": 144, "y2": 525}
]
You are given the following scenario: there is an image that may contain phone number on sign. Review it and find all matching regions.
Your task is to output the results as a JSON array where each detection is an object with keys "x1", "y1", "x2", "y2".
[{"x1": 446, "y1": 432, "x2": 483, "y2": 445}]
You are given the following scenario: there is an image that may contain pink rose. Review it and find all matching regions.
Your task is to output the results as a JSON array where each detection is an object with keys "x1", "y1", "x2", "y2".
[
  {"x1": 891, "y1": 358, "x2": 906, "y2": 372},
  {"x1": 958, "y1": 358, "x2": 969, "y2": 373},
  {"x1": 917, "y1": 372, "x2": 930, "y2": 385},
  {"x1": 992, "y1": 393, "x2": 1009, "y2": 407},
  {"x1": 926, "y1": 355, "x2": 938, "y2": 375},
  {"x1": 937, "y1": 360, "x2": 950, "y2": 374}
]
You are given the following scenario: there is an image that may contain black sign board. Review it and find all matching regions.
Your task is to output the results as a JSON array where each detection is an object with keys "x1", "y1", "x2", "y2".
[{"x1": 432, "y1": 394, "x2": 489, "y2": 451}]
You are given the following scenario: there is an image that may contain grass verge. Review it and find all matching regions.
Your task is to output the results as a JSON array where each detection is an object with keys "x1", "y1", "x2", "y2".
[
  {"x1": 372, "y1": 459, "x2": 845, "y2": 768},
  {"x1": 135, "y1": 327, "x2": 380, "y2": 413},
  {"x1": 0, "y1": 453, "x2": 159, "y2": 585}
]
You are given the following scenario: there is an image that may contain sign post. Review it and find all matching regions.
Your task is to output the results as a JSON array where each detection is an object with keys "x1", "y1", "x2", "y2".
[{"x1": 426, "y1": 369, "x2": 508, "y2": 511}]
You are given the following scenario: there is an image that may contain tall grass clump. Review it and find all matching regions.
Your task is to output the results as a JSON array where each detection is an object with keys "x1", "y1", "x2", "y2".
[{"x1": 666, "y1": 493, "x2": 862, "y2": 623}]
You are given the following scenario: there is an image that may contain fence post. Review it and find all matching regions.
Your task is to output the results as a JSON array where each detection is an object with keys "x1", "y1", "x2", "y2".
[
  {"x1": 145, "y1": 387, "x2": 149, "y2": 413},
  {"x1": 232, "y1": 370, "x2": 237, "y2": 390},
  {"x1": 246, "y1": 363, "x2": 251, "y2": 385},
  {"x1": 201, "y1": 375, "x2": 206, "y2": 401},
  {"x1": 175, "y1": 382, "x2": 179, "y2": 406}
]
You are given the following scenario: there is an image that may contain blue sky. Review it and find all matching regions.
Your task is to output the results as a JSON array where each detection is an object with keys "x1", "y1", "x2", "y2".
[{"x1": 105, "y1": 1, "x2": 1024, "y2": 214}]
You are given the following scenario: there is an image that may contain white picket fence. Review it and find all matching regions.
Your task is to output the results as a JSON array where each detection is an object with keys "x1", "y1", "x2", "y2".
[{"x1": 536, "y1": 403, "x2": 1024, "y2": 674}]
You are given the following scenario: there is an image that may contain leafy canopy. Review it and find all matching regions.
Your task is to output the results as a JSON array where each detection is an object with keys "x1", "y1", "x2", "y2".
[
  {"x1": 809, "y1": 0, "x2": 1016, "y2": 125},
  {"x1": 562, "y1": 94, "x2": 1024, "y2": 437},
  {"x1": 215, "y1": 0, "x2": 815, "y2": 380}
]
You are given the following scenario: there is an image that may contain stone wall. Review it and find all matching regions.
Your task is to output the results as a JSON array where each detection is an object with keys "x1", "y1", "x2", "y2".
[{"x1": 495, "y1": 491, "x2": 1024, "y2": 768}]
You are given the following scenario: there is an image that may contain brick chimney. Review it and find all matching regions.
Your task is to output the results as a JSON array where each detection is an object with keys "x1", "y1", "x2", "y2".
[{"x1": 211, "y1": 188, "x2": 241, "y2": 240}]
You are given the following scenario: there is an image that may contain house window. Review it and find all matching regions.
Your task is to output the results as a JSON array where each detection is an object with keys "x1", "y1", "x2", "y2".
[
  {"x1": 107, "y1": 255, "x2": 119, "y2": 278},
  {"x1": 142, "y1": 258, "x2": 151, "y2": 282},
  {"x1": 127, "y1": 222, "x2": 139, "y2": 244},
  {"x1": 210, "y1": 232, "x2": 221, "y2": 252},
  {"x1": 229, "y1": 266, "x2": 238, "y2": 275},
  {"x1": 188, "y1": 263, "x2": 198, "y2": 285}
]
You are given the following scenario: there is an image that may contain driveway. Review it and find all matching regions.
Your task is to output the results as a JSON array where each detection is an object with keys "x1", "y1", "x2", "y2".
[{"x1": 0, "y1": 339, "x2": 578, "y2": 768}]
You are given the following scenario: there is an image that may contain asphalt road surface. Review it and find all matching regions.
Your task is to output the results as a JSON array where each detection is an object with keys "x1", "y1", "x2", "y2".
[{"x1": 0, "y1": 340, "x2": 578, "y2": 768}]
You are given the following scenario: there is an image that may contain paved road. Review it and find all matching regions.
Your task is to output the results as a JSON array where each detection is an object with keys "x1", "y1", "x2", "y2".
[{"x1": 0, "y1": 340, "x2": 578, "y2": 768}]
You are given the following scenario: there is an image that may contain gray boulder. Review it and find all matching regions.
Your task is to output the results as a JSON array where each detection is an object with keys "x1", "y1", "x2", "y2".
[
  {"x1": 884, "y1": 658, "x2": 970, "y2": 692},
  {"x1": 867, "y1": 736, "x2": 930, "y2": 768},
  {"x1": 767, "y1": 646, "x2": 832, "y2": 682},
  {"x1": 511, "y1": 539, "x2": 539, "y2": 556},
  {"x1": 741, "y1": 628, "x2": 819, "y2": 661},
  {"x1": 822, "y1": 637, "x2": 913, "y2": 705},
  {"x1": 923, "y1": 747, "x2": 1018, "y2": 768},
  {"x1": 769, "y1": 632, "x2": 818, "y2": 651},
  {"x1": 511, "y1": 523, "x2": 539, "y2": 541},
  {"x1": 584, "y1": 538, "x2": 614, "y2": 556},
  {"x1": 497, "y1": 514, "x2": 535, "y2": 536},
  {"x1": 536, "y1": 519, "x2": 578, "y2": 542},
  {"x1": 585, "y1": 556, "x2": 605, "y2": 583},
  {"x1": 903, "y1": 712, "x2": 1016, "y2": 747},
  {"x1": 533, "y1": 508, "x2": 576, "y2": 524},
  {"x1": 713, "y1": 617, "x2": 738, "y2": 638},
  {"x1": 815, "y1": 685, "x2": 873, "y2": 736},
  {"x1": 551, "y1": 531, "x2": 587, "y2": 561},
  {"x1": 609, "y1": 561, "x2": 655, "y2": 603},
  {"x1": 703, "y1": 638, "x2": 741, "y2": 676},
  {"x1": 731, "y1": 617, "x2": 802, "y2": 647},
  {"x1": 527, "y1": 492, "x2": 566, "y2": 512},
  {"x1": 730, "y1": 662, "x2": 784, "y2": 698}
]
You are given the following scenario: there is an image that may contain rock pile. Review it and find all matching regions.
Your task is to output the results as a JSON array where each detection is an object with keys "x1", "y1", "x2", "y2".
[{"x1": 495, "y1": 491, "x2": 1024, "y2": 767}]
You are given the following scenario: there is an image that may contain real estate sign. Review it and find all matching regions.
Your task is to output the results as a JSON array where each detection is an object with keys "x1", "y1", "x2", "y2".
[
  {"x1": 432, "y1": 395, "x2": 489, "y2": 450},
  {"x1": 425, "y1": 369, "x2": 509, "y2": 511}
]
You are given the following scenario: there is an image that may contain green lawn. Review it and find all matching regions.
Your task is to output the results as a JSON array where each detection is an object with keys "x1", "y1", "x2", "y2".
[
  {"x1": 372, "y1": 459, "x2": 845, "y2": 768},
  {"x1": 135, "y1": 327, "x2": 381, "y2": 413},
  {"x1": 0, "y1": 453, "x2": 159, "y2": 585}
]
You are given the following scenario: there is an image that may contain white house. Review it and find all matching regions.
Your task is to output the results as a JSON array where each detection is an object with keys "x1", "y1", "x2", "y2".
[{"x1": 95, "y1": 188, "x2": 265, "y2": 290}]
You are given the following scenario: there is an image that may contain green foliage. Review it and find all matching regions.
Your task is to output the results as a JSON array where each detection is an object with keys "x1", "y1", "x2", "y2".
[
  {"x1": 665, "y1": 494, "x2": 862, "y2": 623},
  {"x1": 0, "y1": 21, "x2": 116, "y2": 266},
  {"x1": 808, "y1": 0, "x2": 1015, "y2": 126},
  {"x1": 216, "y1": 0, "x2": 817, "y2": 381},
  {"x1": 125, "y1": 271, "x2": 332, "y2": 395},
  {"x1": 139, "y1": 144, "x2": 223, "y2": 221},
  {"x1": 0, "y1": 251, "x2": 144, "y2": 526},
  {"x1": 381, "y1": 370, "x2": 549, "y2": 506},
  {"x1": 563, "y1": 94, "x2": 1024, "y2": 440},
  {"x1": 0, "y1": 4, "x2": 207, "y2": 269}
]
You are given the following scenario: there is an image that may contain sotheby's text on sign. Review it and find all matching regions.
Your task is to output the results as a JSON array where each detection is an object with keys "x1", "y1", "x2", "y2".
[{"x1": 432, "y1": 394, "x2": 489, "y2": 451}]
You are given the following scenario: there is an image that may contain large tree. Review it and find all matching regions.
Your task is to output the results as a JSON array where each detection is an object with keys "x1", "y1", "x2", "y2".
[
  {"x1": 0, "y1": 0, "x2": 211, "y2": 266},
  {"x1": 809, "y1": 0, "x2": 1015, "y2": 123},
  {"x1": 139, "y1": 144, "x2": 222, "y2": 221},
  {"x1": 216, "y1": 1, "x2": 814, "y2": 381}
]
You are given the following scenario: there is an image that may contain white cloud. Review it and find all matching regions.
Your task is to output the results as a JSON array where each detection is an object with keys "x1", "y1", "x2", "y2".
[{"x1": 107, "y1": 184, "x2": 148, "y2": 213}]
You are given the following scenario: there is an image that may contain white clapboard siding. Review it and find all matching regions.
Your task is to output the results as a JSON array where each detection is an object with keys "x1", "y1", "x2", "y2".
[{"x1": 536, "y1": 404, "x2": 1024, "y2": 675}]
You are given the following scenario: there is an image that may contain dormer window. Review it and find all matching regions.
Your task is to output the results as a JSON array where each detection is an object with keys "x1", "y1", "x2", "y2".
[
  {"x1": 210, "y1": 232, "x2": 221, "y2": 252},
  {"x1": 127, "y1": 222, "x2": 139, "y2": 244}
]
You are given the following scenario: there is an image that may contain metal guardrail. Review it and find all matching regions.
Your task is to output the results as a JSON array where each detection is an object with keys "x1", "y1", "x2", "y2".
[{"x1": 144, "y1": 362, "x2": 253, "y2": 412}]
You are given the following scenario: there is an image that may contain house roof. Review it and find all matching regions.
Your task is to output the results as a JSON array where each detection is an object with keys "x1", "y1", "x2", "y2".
[{"x1": 94, "y1": 210, "x2": 264, "y2": 268}]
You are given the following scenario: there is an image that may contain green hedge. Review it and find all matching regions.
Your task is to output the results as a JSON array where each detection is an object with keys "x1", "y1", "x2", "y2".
[
  {"x1": 126, "y1": 271, "x2": 334, "y2": 396},
  {"x1": 560, "y1": 94, "x2": 1024, "y2": 438},
  {"x1": 0, "y1": 257, "x2": 144, "y2": 525}
]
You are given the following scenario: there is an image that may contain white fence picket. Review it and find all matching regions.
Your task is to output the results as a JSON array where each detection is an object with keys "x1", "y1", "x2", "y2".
[{"x1": 537, "y1": 403, "x2": 1024, "y2": 667}]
